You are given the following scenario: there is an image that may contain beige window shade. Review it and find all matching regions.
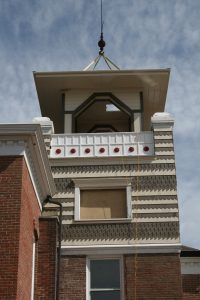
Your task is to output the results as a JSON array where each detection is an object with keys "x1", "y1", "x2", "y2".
[{"x1": 80, "y1": 189, "x2": 126, "y2": 219}]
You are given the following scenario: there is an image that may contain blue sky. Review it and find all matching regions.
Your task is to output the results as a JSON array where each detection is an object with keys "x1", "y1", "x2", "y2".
[{"x1": 0, "y1": 0, "x2": 200, "y2": 248}]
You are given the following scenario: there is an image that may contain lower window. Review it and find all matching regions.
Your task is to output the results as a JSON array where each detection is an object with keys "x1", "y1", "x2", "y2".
[{"x1": 88, "y1": 258, "x2": 122, "y2": 300}]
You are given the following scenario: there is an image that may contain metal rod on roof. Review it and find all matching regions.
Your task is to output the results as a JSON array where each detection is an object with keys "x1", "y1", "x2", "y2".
[
  {"x1": 104, "y1": 55, "x2": 120, "y2": 70},
  {"x1": 93, "y1": 55, "x2": 101, "y2": 70},
  {"x1": 83, "y1": 55, "x2": 100, "y2": 71}
]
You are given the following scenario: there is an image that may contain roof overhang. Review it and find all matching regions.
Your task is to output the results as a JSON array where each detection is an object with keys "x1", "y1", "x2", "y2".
[{"x1": 33, "y1": 69, "x2": 170, "y2": 133}]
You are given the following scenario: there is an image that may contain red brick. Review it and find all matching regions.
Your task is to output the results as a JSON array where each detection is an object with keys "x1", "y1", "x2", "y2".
[
  {"x1": 59, "y1": 256, "x2": 86, "y2": 300},
  {"x1": 35, "y1": 217, "x2": 58, "y2": 300},
  {"x1": 0, "y1": 156, "x2": 41, "y2": 300},
  {"x1": 124, "y1": 253, "x2": 183, "y2": 300},
  {"x1": 182, "y1": 274, "x2": 200, "y2": 300}
]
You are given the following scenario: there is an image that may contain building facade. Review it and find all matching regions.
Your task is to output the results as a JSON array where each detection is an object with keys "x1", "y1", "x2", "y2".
[{"x1": 0, "y1": 69, "x2": 200, "y2": 299}]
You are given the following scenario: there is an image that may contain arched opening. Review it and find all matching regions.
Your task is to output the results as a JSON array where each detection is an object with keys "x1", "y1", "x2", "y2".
[{"x1": 74, "y1": 94, "x2": 132, "y2": 133}]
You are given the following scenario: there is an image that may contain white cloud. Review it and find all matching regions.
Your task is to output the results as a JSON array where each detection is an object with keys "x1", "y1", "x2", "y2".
[{"x1": 0, "y1": 0, "x2": 200, "y2": 248}]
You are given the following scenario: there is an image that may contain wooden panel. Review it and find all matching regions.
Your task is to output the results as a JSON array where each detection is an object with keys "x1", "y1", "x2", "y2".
[{"x1": 80, "y1": 189, "x2": 126, "y2": 219}]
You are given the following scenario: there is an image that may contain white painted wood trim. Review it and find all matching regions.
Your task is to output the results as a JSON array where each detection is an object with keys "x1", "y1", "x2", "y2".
[
  {"x1": 74, "y1": 187, "x2": 80, "y2": 221},
  {"x1": 73, "y1": 177, "x2": 131, "y2": 188},
  {"x1": 86, "y1": 256, "x2": 124, "y2": 300},
  {"x1": 181, "y1": 257, "x2": 200, "y2": 274},
  {"x1": 31, "y1": 242, "x2": 36, "y2": 300},
  {"x1": 50, "y1": 131, "x2": 154, "y2": 158},
  {"x1": 126, "y1": 186, "x2": 132, "y2": 218},
  {"x1": 61, "y1": 243, "x2": 182, "y2": 255},
  {"x1": 74, "y1": 179, "x2": 132, "y2": 221}
]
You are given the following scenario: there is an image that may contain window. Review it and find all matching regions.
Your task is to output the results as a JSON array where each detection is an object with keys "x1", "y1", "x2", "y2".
[
  {"x1": 74, "y1": 96, "x2": 131, "y2": 133},
  {"x1": 87, "y1": 258, "x2": 123, "y2": 300},
  {"x1": 80, "y1": 189, "x2": 126, "y2": 219},
  {"x1": 74, "y1": 178, "x2": 132, "y2": 221}
]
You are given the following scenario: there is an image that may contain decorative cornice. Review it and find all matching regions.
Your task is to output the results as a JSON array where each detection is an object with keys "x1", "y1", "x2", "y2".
[
  {"x1": 32, "y1": 117, "x2": 54, "y2": 135},
  {"x1": 0, "y1": 124, "x2": 56, "y2": 207},
  {"x1": 151, "y1": 113, "x2": 174, "y2": 130}
]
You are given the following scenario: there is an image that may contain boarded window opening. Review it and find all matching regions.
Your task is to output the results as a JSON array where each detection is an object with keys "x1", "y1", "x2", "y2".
[{"x1": 80, "y1": 189, "x2": 126, "y2": 219}]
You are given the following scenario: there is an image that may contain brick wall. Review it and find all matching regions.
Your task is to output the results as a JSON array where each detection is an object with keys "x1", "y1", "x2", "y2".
[
  {"x1": 35, "y1": 217, "x2": 58, "y2": 300},
  {"x1": 124, "y1": 253, "x2": 183, "y2": 300},
  {"x1": 59, "y1": 256, "x2": 86, "y2": 300},
  {"x1": 0, "y1": 156, "x2": 41, "y2": 300},
  {"x1": 182, "y1": 274, "x2": 200, "y2": 300},
  {"x1": 0, "y1": 157, "x2": 22, "y2": 299},
  {"x1": 17, "y1": 159, "x2": 41, "y2": 299}
]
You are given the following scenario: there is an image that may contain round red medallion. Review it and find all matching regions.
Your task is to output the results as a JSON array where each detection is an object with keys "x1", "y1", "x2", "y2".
[
  {"x1": 85, "y1": 148, "x2": 91, "y2": 154},
  {"x1": 99, "y1": 147, "x2": 105, "y2": 153},
  {"x1": 70, "y1": 148, "x2": 76, "y2": 154},
  {"x1": 143, "y1": 146, "x2": 149, "y2": 152},
  {"x1": 128, "y1": 146, "x2": 134, "y2": 152},
  {"x1": 114, "y1": 147, "x2": 120, "y2": 153},
  {"x1": 55, "y1": 148, "x2": 61, "y2": 154}
]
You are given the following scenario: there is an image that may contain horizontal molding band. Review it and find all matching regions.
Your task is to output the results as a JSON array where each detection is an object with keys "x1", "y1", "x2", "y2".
[
  {"x1": 53, "y1": 170, "x2": 176, "y2": 178},
  {"x1": 61, "y1": 243, "x2": 182, "y2": 256}
]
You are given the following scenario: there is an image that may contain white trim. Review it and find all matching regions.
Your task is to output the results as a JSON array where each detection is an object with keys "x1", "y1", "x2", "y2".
[
  {"x1": 0, "y1": 140, "x2": 25, "y2": 155},
  {"x1": 73, "y1": 218, "x2": 132, "y2": 224},
  {"x1": 61, "y1": 243, "x2": 182, "y2": 256},
  {"x1": 181, "y1": 257, "x2": 200, "y2": 274},
  {"x1": 50, "y1": 156, "x2": 155, "y2": 166},
  {"x1": 24, "y1": 152, "x2": 42, "y2": 210},
  {"x1": 73, "y1": 178, "x2": 131, "y2": 188},
  {"x1": 86, "y1": 255, "x2": 124, "y2": 300},
  {"x1": 74, "y1": 187, "x2": 80, "y2": 221},
  {"x1": 86, "y1": 257, "x2": 90, "y2": 300},
  {"x1": 126, "y1": 186, "x2": 132, "y2": 219},
  {"x1": 50, "y1": 131, "x2": 154, "y2": 159},
  {"x1": 31, "y1": 242, "x2": 36, "y2": 300}
]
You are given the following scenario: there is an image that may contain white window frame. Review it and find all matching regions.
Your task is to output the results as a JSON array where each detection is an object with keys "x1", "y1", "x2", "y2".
[
  {"x1": 86, "y1": 256, "x2": 124, "y2": 300},
  {"x1": 73, "y1": 178, "x2": 132, "y2": 222},
  {"x1": 31, "y1": 241, "x2": 36, "y2": 300}
]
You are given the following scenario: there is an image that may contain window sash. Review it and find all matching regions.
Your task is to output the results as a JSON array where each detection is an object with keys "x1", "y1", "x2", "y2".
[
  {"x1": 87, "y1": 257, "x2": 123, "y2": 300},
  {"x1": 90, "y1": 290, "x2": 121, "y2": 300},
  {"x1": 91, "y1": 288, "x2": 120, "y2": 291}
]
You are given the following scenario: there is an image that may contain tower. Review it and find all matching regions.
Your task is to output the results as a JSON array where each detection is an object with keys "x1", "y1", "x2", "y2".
[{"x1": 33, "y1": 68, "x2": 183, "y2": 299}]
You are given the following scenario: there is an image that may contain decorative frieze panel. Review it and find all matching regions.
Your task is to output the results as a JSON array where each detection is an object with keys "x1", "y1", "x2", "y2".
[
  {"x1": 62, "y1": 222, "x2": 180, "y2": 245},
  {"x1": 154, "y1": 141, "x2": 174, "y2": 148},
  {"x1": 132, "y1": 195, "x2": 177, "y2": 201},
  {"x1": 54, "y1": 178, "x2": 74, "y2": 193},
  {"x1": 132, "y1": 203, "x2": 178, "y2": 209},
  {"x1": 53, "y1": 175, "x2": 177, "y2": 193},
  {"x1": 52, "y1": 163, "x2": 176, "y2": 178},
  {"x1": 154, "y1": 131, "x2": 173, "y2": 140},
  {"x1": 132, "y1": 213, "x2": 178, "y2": 218},
  {"x1": 50, "y1": 132, "x2": 154, "y2": 158},
  {"x1": 154, "y1": 147, "x2": 174, "y2": 156},
  {"x1": 131, "y1": 175, "x2": 177, "y2": 191}
]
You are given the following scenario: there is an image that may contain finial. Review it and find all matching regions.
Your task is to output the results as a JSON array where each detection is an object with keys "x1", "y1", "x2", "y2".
[
  {"x1": 83, "y1": 0, "x2": 120, "y2": 71},
  {"x1": 98, "y1": 0, "x2": 106, "y2": 55}
]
